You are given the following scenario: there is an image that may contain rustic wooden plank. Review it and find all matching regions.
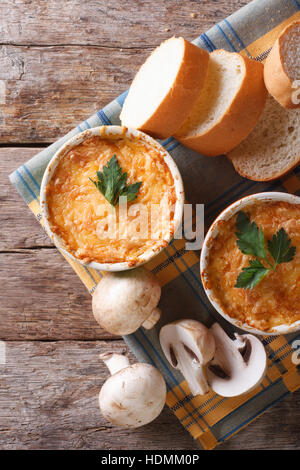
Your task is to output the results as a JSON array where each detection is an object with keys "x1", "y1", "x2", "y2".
[
  {"x1": 0, "y1": 0, "x2": 248, "y2": 144},
  {"x1": 1, "y1": 147, "x2": 53, "y2": 250},
  {"x1": 0, "y1": 45, "x2": 146, "y2": 143},
  {"x1": 0, "y1": 340, "x2": 199, "y2": 450},
  {"x1": 0, "y1": 248, "x2": 118, "y2": 340},
  {"x1": 2, "y1": 0, "x2": 248, "y2": 47},
  {"x1": 0, "y1": 339, "x2": 299, "y2": 450}
]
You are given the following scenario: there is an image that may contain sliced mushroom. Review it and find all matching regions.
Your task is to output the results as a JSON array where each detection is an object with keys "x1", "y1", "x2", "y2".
[
  {"x1": 92, "y1": 267, "x2": 161, "y2": 335},
  {"x1": 207, "y1": 323, "x2": 267, "y2": 397},
  {"x1": 159, "y1": 320, "x2": 215, "y2": 396},
  {"x1": 99, "y1": 353, "x2": 167, "y2": 428}
]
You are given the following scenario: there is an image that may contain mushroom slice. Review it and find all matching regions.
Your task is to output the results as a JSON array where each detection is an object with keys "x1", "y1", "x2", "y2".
[
  {"x1": 207, "y1": 323, "x2": 267, "y2": 397},
  {"x1": 99, "y1": 353, "x2": 167, "y2": 428},
  {"x1": 159, "y1": 320, "x2": 215, "y2": 396}
]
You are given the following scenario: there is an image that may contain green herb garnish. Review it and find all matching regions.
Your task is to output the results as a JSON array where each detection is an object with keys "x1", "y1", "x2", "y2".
[
  {"x1": 234, "y1": 211, "x2": 296, "y2": 289},
  {"x1": 89, "y1": 155, "x2": 142, "y2": 207}
]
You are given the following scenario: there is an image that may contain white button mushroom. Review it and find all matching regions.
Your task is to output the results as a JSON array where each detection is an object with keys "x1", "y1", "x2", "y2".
[
  {"x1": 159, "y1": 320, "x2": 215, "y2": 396},
  {"x1": 207, "y1": 323, "x2": 267, "y2": 397},
  {"x1": 99, "y1": 352, "x2": 167, "y2": 428},
  {"x1": 92, "y1": 267, "x2": 161, "y2": 335}
]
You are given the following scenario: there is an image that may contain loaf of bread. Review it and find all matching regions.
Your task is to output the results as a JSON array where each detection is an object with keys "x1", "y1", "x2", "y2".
[
  {"x1": 120, "y1": 32, "x2": 299, "y2": 182},
  {"x1": 174, "y1": 50, "x2": 268, "y2": 156},
  {"x1": 228, "y1": 96, "x2": 300, "y2": 181},
  {"x1": 264, "y1": 20, "x2": 300, "y2": 109},
  {"x1": 120, "y1": 37, "x2": 209, "y2": 139}
]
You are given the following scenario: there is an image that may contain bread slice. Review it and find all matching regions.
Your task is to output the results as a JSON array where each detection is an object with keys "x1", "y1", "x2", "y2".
[
  {"x1": 264, "y1": 20, "x2": 300, "y2": 109},
  {"x1": 174, "y1": 50, "x2": 268, "y2": 156},
  {"x1": 228, "y1": 96, "x2": 300, "y2": 181},
  {"x1": 120, "y1": 37, "x2": 209, "y2": 139}
]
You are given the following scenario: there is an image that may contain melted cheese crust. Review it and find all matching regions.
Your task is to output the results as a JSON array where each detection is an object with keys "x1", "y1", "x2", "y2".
[
  {"x1": 46, "y1": 135, "x2": 176, "y2": 265},
  {"x1": 205, "y1": 202, "x2": 300, "y2": 331}
]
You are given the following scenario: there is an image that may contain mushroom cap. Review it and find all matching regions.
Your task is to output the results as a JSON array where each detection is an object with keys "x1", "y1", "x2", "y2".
[
  {"x1": 92, "y1": 267, "x2": 161, "y2": 335},
  {"x1": 207, "y1": 323, "x2": 267, "y2": 397},
  {"x1": 99, "y1": 363, "x2": 166, "y2": 428}
]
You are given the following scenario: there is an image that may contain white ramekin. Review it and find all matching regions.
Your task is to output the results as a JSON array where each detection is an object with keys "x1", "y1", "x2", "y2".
[
  {"x1": 40, "y1": 126, "x2": 184, "y2": 272},
  {"x1": 200, "y1": 192, "x2": 300, "y2": 336}
]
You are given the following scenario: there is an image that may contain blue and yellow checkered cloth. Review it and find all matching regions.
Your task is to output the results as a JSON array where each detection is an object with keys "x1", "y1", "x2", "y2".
[{"x1": 9, "y1": 0, "x2": 300, "y2": 449}]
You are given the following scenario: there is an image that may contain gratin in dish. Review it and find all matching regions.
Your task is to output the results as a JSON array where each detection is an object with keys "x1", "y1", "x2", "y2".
[
  {"x1": 44, "y1": 128, "x2": 179, "y2": 267},
  {"x1": 203, "y1": 200, "x2": 300, "y2": 332}
]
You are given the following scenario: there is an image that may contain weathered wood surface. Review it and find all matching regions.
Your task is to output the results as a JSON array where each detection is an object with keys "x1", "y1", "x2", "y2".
[
  {"x1": 0, "y1": 340, "x2": 299, "y2": 450},
  {"x1": 1, "y1": 0, "x2": 300, "y2": 451},
  {"x1": 0, "y1": 341, "x2": 198, "y2": 450},
  {"x1": 2, "y1": 0, "x2": 247, "y2": 47},
  {"x1": 1, "y1": 248, "x2": 114, "y2": 341},
  {"x1": 0, "y1": 45, "x2": 146, "y2": 143},
  {"x1": 1, "y1": 148, "x2": 51, "y2": 249},
  {"x1": 0, "y1": 0, "x2": 248, "y2": 143}
]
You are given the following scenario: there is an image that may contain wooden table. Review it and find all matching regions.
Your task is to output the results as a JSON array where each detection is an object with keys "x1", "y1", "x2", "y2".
[{"x1": 1, "y1": 0, "x2": 300, "y2": 450}]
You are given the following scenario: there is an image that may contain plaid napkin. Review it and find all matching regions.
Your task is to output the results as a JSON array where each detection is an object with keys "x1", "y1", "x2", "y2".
[{"x1": 9, "y1": 0, "x2": 300, "y2": 450}]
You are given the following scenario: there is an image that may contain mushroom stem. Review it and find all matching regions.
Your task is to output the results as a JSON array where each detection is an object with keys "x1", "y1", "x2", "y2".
[
  {"x1": 179, "y1": 348, "x2": 210, "y2": 395},
  {"x1": 142, "y1": 307, "x2": 161, "y2": 329},
  {"x1": 100, "y1": 352, "x2": 130, "y2": 375},
  {"x1": 159, "y1": 320, "x2": 215, "y2": 396}
]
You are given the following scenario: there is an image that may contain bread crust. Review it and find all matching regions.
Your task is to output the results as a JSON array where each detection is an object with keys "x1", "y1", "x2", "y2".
[
  {"x1": 264, "y1": 20, "x2": 300, "y2": 109},
  {"x1": 175, "y1": 51, "x2": 268, "y2": 156},
  {"x1": 120, "y1": 38, "x2": 209, "y2": 139},
  {"x1": 228, "y1": 154, "x2": 300, "y2": 182}
]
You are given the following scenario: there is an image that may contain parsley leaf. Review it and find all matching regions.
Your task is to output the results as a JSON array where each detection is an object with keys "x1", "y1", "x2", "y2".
[
  {"x1": 89, "y1": 155, "x2": 142, "y2": 206},
  {"x1": 268, "y1": 227, "x2": 296, "y2": 265},
  {"x1": 235, "y1": 259, "x2": 269, "y2": 290},
  {"x1": 119, "y1": 182, "x2": 142, "y2": 203},
  {"x1": 236, "y1": 211, "x2": 267, "y2": 259},
  {"x1": 235, "y1": 210, "x2": 296, "y2": 290}
]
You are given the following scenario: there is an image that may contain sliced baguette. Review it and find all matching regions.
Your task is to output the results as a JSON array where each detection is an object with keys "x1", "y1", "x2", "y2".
[
  {"x1": 120, "y1": 37, "x2": 209, "y2": 139},
  {"x1": 264, "y1": 20, "x2": 300, "y2": 109},
  {"x1": 228, "y1": 96, "x2": 300, "y2": 181},
  {"x1": 174, "y1": 50, "x2": 268, "y2": 156}
]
